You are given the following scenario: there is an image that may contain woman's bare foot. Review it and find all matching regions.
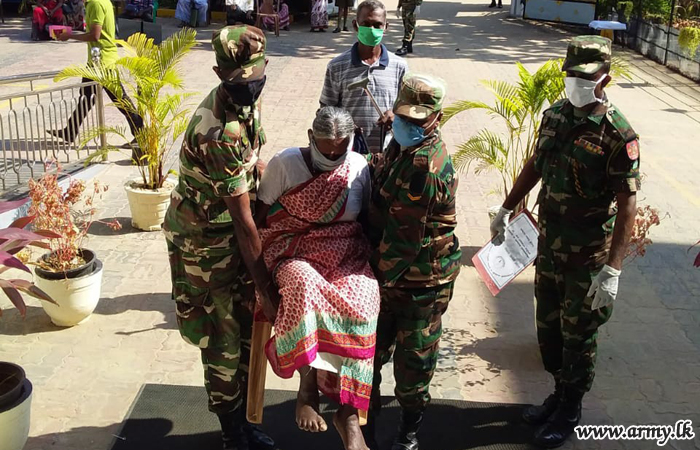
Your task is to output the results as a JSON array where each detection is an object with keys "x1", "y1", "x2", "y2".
[
  {"x1": 333, "y1": 405, "x2": 369, "y2": 450},
  {"x1": 296, "y1": 367, "x2": 328, "y2": 432}
]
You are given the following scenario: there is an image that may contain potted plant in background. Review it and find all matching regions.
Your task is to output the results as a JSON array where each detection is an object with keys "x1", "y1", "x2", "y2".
[
  {"x1": 56, "y1": 29, "x2": 197, "y2": 231},
  {"x1": 442, "y1": 57, "x2": 632, "y2": 218},
  {"x1": 27, "y1": 163, "x2": 120, "y2": 327},
  {"x1": 0, "y1": 199, "x2": 57, "y2": 450}
]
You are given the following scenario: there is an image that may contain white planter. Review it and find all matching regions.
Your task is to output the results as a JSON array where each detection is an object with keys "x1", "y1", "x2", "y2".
[
  {"x1": 35, "y1": 261, "x2": 104, "y2": 327},
  {"x1": 124, "y1": 179, "x2": 174, "y2": 232},
  {"x1": 0, "y1": 379, "x2": 32, "y2": 450}
]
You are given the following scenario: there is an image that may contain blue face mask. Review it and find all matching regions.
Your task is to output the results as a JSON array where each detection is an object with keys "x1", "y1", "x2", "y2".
[{"x1": 393, "y1": 115, "x2": 433, "y2": 147}]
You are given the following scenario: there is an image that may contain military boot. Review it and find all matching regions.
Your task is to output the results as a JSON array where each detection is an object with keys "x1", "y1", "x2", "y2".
[
  {"x1": 218, "y1": 409, "x2": 277, "y2": 450},
  {"x1": 533, "y1": 390, "x2": 582, "y2": 449},
  {"x1": 488, "y1": 0, "x2": 497, "y2": 7},
  {"x1": 218, "y1": 410, "x2": 249, "y2": 450},
  {"x1": 407, "y1": 41, "x2": 413, "y2": 53},
  {"x1": 522, "y1": 382, "x2": 561, "y2": 425},
  {"x1": 396, "y1": 40, "x2": 410, "y2": 56},
  {"x1": 391, "y1": 409, "x2": 423, "y2": 450}
]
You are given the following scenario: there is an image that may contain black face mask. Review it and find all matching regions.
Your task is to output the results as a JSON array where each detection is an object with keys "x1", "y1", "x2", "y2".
[{"x1": 222, "y1": 76, "x2": 267, "y2": 106}]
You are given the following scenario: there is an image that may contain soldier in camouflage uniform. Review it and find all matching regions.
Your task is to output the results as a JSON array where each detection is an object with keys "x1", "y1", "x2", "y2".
[
  {"x1": 490, "y1": 36, "x2": 640, "y2": 448},
  {"x1": 364, "y1": 73, "x2": 461, "y2": 450},
  {"x1": 163, "y1": 25, "x2": 278, "y2": 450},
  {"x1": 395, "y1": 0, "x2": 421, "y2": 56}
]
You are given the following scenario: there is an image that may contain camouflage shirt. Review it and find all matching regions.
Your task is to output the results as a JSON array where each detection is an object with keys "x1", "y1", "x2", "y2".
[
  {"x1": 534, "y1": 98, "x2": 640, "y2": 257},
  {"x1": 367, "y1": 134, "x2": 461, "y2": 289},
  {"x1": 163, "y1": 85, "x2": 266, "y2": 256}
]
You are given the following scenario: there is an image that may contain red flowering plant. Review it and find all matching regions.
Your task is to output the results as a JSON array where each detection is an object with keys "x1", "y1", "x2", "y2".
[
  {"x1": 690, "y1": 241, "x2": 700, "y2": 268},
  {"x1": 27, "y1": 162, "x2": 121, "y2": 273},
  {"x1": 0, "y1": 199, "x2": 58, "y2": 317},
  {"x1": 625, "y1": 205, "x2": 665, "y2": 263}
]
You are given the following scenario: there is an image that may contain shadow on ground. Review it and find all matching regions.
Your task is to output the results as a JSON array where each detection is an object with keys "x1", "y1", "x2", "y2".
[{"x1": 24, "y1": 386, "x2": 535, "y2": 450}]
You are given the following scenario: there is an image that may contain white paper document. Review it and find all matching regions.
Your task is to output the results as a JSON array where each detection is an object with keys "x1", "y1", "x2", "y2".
[{"x1": 473, "y1": 210, "x2": 539, "y2": 296}]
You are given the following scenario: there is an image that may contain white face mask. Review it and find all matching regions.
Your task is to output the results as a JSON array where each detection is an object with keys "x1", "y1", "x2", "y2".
[
  {"x1": 564, "y1": 75, "x2": 606, "y2": 108},
  {"x1": 309, "y1": 133, "x2": 354, "y2": 172}
]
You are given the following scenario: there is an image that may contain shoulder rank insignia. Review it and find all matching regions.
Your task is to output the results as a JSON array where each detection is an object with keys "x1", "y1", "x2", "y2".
[{"x1": 626, "y1": 140, "x2": 640, "y2": 160}]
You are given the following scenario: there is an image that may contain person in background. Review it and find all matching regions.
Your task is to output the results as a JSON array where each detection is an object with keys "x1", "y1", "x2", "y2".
[
  {"x1": 31, "y1": 0, "x2": 64, "y2": 41},
  {"x1": 395, "y1": 0, "x2": 419, "y2": 55},
  {"x1": 226, "y1": 0, "x2": 256, "y2": 25},
  {"x1": 320, "y1": 0, "x2": 407, "y2": 153},
  {"x1": 490, "y1": 36, "x2": 640, "y2": 448},
  {"x1": 333, "y1": 0, "x2": 350, "y2": 33},
  {"x1": 163, "y1": 25, "x2": 277, "y2": 450},
  {"x1": 52, "y1": 0, "x2": 144, "y2": 146},
  {"x1": 119, "y1": 0, "x2": 155, "y2": 22},
  {"x1": 364, "y1": 73, "x2": 461, "y2": 450},
  {"x1": 260, "y1": 0, "x2": 290, "y2": 31},
  {"x1": 175, "y1": 0, "x2": 208, "y2": 27},
  {"x1": 63, "y1": 0, "x2": 85, "y2": 30},
  {"x1": 310, "y1": 0, "x2": 329, "y2": 31}
]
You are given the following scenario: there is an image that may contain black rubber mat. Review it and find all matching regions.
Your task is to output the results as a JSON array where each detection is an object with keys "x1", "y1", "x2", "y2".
[{"x1": 110, "y1": 384, "x2": 535, "y2": 450}]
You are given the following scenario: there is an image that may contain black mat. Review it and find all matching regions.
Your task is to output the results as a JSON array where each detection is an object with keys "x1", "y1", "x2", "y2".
[{"x1": 111, "y1": 384, "x2": 535, "y2": 450}]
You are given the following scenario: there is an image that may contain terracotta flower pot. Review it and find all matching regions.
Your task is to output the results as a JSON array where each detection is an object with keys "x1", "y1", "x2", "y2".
[{"x1": 124, "y1": 179, "x2": 175, "y2": 231}]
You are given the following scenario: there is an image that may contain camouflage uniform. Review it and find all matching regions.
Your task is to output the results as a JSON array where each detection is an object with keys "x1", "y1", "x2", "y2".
[
  {"x1": 400, "y1": 0, "x2": 421, "y2": 44},
  {"x1": 163, "y1": 26, "x2": 267, "y2": 416},
  {"x1": 534, "y1": 36, "x2": 640, "y2": 396},
  {"x1": 367, "y1": 74, "x2": 461, "y2": 414}
]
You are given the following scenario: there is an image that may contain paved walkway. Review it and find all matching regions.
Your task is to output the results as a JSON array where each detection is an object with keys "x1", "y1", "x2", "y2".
[{"x1": 1, "y1": 1, "x2": 700, "y2": 449}]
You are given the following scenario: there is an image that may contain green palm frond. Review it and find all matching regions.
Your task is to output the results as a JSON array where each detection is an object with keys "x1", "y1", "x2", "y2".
[
  {"x1": 442, "y1": 100, "x2": 491, "y2": 124},
  {"x1": 451, "y1": 129, "x2": 507, "y2": 174},
  {"x1": 59, "y1": 31, "x2": 197, "y2": 190},
  {"x1": 611, "y1": 56, "x2": 633, "y2": 81}
]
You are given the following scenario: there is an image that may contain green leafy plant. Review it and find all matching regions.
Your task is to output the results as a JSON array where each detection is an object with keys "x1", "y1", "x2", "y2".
[
  {"x1": 55, "y1": 29, "x2": 197, "y2": 191},
  {"x1": 617, "y1": 0, "x2": 634, "y2": 18},
  {"x1": 442, "y1": 58, "x2": 632, "y2": 213},
  {"x1": 679, "y1": 27, "x2": 700, "y2": 56},
  {"x1": 0, "y1": 200, "x2": 58, "y2": 318}
]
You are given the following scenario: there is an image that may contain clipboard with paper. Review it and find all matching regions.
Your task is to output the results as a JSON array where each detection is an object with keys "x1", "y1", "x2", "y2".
[{"x1": 472, "y1": 210, "x2": 539, "y2": 296}]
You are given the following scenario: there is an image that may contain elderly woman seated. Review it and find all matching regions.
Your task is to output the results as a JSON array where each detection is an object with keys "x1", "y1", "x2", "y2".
[{"x1": 255, "y1": 107, "x2": 379, "y2": 450}]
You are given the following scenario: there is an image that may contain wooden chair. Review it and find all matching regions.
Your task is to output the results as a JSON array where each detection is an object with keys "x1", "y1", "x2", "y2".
[
  {"x1": 254, "y1": 0, "x2": 280, "y2": 37},
  {"x1": 246, "y1": 319, "x2": 368, "y2": 426}
]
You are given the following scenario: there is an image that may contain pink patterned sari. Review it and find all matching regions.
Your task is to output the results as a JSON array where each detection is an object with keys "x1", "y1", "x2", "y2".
[{"x1": 260, "y1": 161, "x2": 380, "y2": 411}]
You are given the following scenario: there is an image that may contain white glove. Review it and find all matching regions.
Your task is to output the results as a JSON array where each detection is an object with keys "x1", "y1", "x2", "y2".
[
  {"x1": 489, "y1": 206, "x2": 512, "y2": 245},
  {"x1": 414, "y1": 5, "x2": 421, "y2": 15},
  {"x1": 395, "y1": 6, "x2": 402, "y2": 18},
  {"x1": 587, "y1": 265, "x2": 621, "y2": 310}
]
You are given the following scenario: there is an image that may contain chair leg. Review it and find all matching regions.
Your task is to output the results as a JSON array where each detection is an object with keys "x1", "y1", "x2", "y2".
[
  {"x1": 246, "y1": 319, "x2": 273, "y2": 424},
  {"x1": 358, "y1": 409, "x2": 368, "y2": 426},
  {"x1": 274, "y1": 17, "x2": 279, "y2": 36}
]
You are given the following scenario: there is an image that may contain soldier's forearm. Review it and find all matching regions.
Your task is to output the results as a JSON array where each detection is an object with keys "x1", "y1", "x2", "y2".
[
  {"x1": 607, "y1": 192, "x2": 636, "y2": 270},
  {"x1": 503, "y1": 156, "x2": 540, "y2": 211},
  {"x1": 225, "y1": 195, "x2": 274, "y2": 293}
]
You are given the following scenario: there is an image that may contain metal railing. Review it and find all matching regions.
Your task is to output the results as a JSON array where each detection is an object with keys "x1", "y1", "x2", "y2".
[{"x1": 0, "y1": 71, "x2": 107, "y2": 198}]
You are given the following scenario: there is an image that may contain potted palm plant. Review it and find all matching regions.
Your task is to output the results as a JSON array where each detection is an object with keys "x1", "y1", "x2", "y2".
[
  {"x1": 442, "y1": 58, "x2": 631, "y2": 217},
  {"x1": 55, "y1": 29, "x2": 197, "y2": 231},
  {"x1": 0, "y1": 199, "x2": 56, "y2": 450},
  {"x1": 27, "y1": 164, "x2": 119, "y2": 326}
]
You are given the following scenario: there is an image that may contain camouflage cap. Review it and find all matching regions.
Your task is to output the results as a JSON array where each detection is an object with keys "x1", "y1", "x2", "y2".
[
  {"x1": 393, "y1": 73, "x2": 447, "y2": 120},
  {"x1": 562, "y1": 35, "x2": 612, "y2": 75},
  {"x1": 212, "y1": 25, "x2": 266, "y2": 82}
]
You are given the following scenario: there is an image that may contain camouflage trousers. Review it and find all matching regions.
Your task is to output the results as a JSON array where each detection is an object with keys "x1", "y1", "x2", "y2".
[
  {"x1": 401, "y1": 2, "x2": 418, "y2": 43},
  {"x1": 371, "y1": 282, "x2": 454, "y2": 413},
  {"x1": 166, "y1": 240, "x2": 255, "y2": 415},
  {"x1": 535, "y1": 245, "x2": 613, "y2": 396}
]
